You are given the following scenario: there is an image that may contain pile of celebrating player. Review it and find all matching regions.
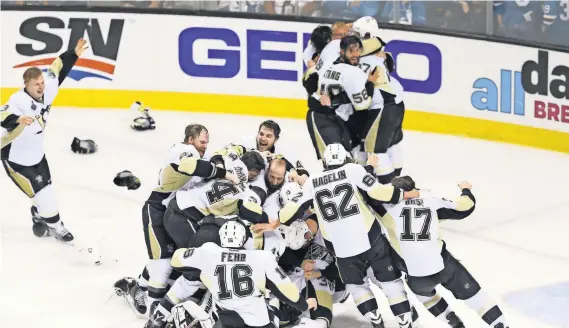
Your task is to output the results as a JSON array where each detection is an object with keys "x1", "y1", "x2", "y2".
[
  {"x1": 109, "y1": 17, "x2": 512, "y2": 328},
  {"x1": 0, "y1": 16, "x2": 511, "y2": 328}
]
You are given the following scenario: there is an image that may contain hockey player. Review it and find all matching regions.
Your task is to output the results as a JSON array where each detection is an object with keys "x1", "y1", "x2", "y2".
[
  {"x1": 350, "y1": 16, "x2": 406, "y2": 183},
  {"x1": 303, "y1": 29, "x2": 385, "y2": 161},
  {"x1": 375, "y1": 176, "x2": 510, "y2": 328},
  {"x1": 163, "y1": 155, "x2": 267, "y2": 245},
  {"x1": 219, "y1": 121, "x2": 309, "y2": 186},
  {"x1": 1, "y1": 38, "x2": 88, "y2": 242},
  {"x1": 116, "y1": 124, "x2": 239, "y2": 315},
  {"x1": 278, "y1": 144, "x2": 419, "y2": 328},
  {"x1": 147, "y1": 219, "x2": 317, "y2": 328}
]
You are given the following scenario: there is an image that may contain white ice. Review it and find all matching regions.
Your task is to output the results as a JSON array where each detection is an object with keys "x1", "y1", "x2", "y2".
[{"x1": 1, "y1": 108, "x2": 568, "y2": 328}]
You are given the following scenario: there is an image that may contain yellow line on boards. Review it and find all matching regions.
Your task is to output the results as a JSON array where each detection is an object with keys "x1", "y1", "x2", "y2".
[{"x1": 1, "y1": 87, "x2": 567, "y2": 153}]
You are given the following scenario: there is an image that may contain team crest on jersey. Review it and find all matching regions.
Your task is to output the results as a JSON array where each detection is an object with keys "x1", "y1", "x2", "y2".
[
  {"x1": 183, "y1": 248, "x2": 194, "y2": 258},
  {"x1": 35, "y1": 175, "x2": 43, "y2": 184},
  {"x1": 179, "y1": 152, "x2": 193, "y2": 160},
  {"x1": 31, "y1": 102, "x2": 37, "y2": 111}
]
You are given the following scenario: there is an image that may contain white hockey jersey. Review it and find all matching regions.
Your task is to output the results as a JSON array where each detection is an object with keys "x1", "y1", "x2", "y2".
[
  {"x1": 173, "y1": 178, "x2": 259, "y2": 217},
  {"x1": 381, "y1": 193, "x2": 475, "y2": 277},
  {"x1": 358, "y1": 54, "x2": 404, "y2": 106},
  {"x1": 280, "y1": 163, "x2": 403, "y2": 258},
  {"x1": 245, "y1": 229, "x2": 286, "y2": 261},
  {"x1": 318, "y1": 62, "x2": 372, "y2": 114},
  {"x1": 153, "y1": 143, "x2": 203, "y2": 194},
  {"x1": 171, "y1": 242, "x2": 303, "y2": 327},
  {"x1": 1, "y1": 72, "x2": 59, "y2": 165}
]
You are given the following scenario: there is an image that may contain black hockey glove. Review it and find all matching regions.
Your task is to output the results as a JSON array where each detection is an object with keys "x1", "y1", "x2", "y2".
[
  {"x1": 113, "y1": 170, "x2": 141, "y2": 190},
  {"x1": 71, "y1": 137, "x2": 98, "y2": 154}
]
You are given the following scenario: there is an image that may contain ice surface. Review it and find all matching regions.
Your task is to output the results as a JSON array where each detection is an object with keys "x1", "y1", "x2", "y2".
[{"x1": 1, "y1": 108, "x2": 568, "y2": 328}]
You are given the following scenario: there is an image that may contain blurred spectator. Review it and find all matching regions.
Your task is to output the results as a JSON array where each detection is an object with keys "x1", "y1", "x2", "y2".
[
  {"x1": 494, "y1": 0, "x2": 541, "y2": 41},
  {"x1": 425, "y1": 1, "x2": 486, "y2": 33},
  {"x1": 162, "y1": 0, "x2": 219, "y2": 10},
  {"x1": 321, "y1": 0, "x2": 381, "y2": 19},
  {"x1": 120, "y1": 0, "x2": 161, "y2": 8},
  {"x1": 2, "y1": 1, "x2": 49, "y2": 5},
  {"x1": 381, "y1": 0, "x2": 426, "y2": 25},
  {"x1": 263, "y1": 0, "x2": 322, "y2": 17},
  {"x1": 541, "y1": 0, "x2": 569, "y2": 46},
  {"x1": 218, "y1": 0, "x2": 264, "y2": 13}
]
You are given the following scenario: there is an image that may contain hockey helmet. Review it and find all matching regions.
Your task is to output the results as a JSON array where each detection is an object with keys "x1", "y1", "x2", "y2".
[
  {"x1": 352, "y1": 16, "x2": 381, "y2": 38},
  {"x1": 279, "y1": 181, "x2": 303, "y2": 207},
  {"x1": 323, "y1": 143, "x2": 348, "y2": 167},
  {"x1": 219, "y1": 220, "x2": 248, "y2": 248},
  {"x1": 284, "y1": 220, "x2": 313, "y2": 250}
]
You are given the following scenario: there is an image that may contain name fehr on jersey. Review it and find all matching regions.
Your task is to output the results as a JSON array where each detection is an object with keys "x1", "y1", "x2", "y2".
[
  {"x1": 171, "y1": 242, "x2": 300, "y2": 327},
  {"x1": 1, "y1": 72, "x2": 60, "y2": 166}
]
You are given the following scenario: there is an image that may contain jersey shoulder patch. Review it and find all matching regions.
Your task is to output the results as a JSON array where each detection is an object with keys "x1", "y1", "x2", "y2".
[{"x1": 183, "y1": 248, "x2": 195, "y2": 258}]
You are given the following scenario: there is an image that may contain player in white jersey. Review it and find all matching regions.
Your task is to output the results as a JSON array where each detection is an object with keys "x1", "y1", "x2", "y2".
[
  {"x1": 115, "y1": 125, "x2": 240, "y2": 314},
  {"x1": 349, "y1": 16, "x2": 407, "y2": 183},
  {"x1": 375, "y1": 176, "x2": 510, "y2": 328},
  {"x1": 278, "y1": 144, "x2": 419, "y2": 328},
  {"x1": 303, "y1": 30, "x2": 385, "y2": 161},
  {"x1": 0, "y1": 39, "x2": 88, "y2": 242},
  {"x1": 213, "y1": 120, "x2": 309, "y2": 187},
  {"x1": 147, "y1": 219, "x2": 316, "y2": 328}
]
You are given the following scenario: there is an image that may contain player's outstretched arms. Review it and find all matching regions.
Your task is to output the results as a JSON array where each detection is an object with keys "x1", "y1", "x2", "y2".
[
  {"x1": 437, "y1": 181, "x2": 476, "y2": 220},
  {"x1": 176, "y1": 156, "x2": 230, "y2": 180}
]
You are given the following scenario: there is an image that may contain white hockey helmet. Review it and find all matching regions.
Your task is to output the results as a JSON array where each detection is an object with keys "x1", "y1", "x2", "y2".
[
  {"x1": 353, "y1": 16, "x2": 380, "y2": 39},
  {"x1": 279, "y1": 181, "x2": 303, "y2": 207},
  {"x1": 323, "y1": 143, "x2": 348, "y2": 167},
  {"x1": 284, "y1": 220, "x2": 313, "y2": 250},
  {"x1": 219, "y1": 220, "x2": 248, "y2": 248}
]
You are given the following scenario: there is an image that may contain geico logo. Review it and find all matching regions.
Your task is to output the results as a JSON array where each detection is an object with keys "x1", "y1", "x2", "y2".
[
  {"x1": 522, "y1": 50, "x2": 569, "y2": 100},
  {"x1": 178, "y1": 27, "x2": 442, "y2": 95}
]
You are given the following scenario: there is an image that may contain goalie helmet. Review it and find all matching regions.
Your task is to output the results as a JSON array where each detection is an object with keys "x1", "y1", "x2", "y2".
[
  {"x1": 323, "y1": 143, "x2": 348, "y2": 167},
  {"x1": 284, "y1": 220, "x2": 313, "y2": 250},
  {"x1": 71, "y1": 137, "x2": 97, "y2": 154},
  {"x1": 279, "y1": 182, "x2": 302, "y2": 207},
  {"x1": 219, "y1": 220, "x2": 248, "y2": 248},
  {"x1": 353, "y1": 16, "x2": 380, "y2": 38}
]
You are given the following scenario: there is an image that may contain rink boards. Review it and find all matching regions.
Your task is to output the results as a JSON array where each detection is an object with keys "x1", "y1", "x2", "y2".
[{"x1": 1, "y1": 9, "x2": 568, "y2": 152}]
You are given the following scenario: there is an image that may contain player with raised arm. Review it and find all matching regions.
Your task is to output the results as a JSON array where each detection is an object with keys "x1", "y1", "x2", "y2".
[
  {"x1": 146, "y1": 219, "x2": 317, "y2": 328},
  {"x1": 114, "y1": 124, "x2": 241, "y2": 315},
  {"x1": 1, "y1": 39, "x2": 88, "y2": 242},
  {"x1": 374, "y1": 176, "x2": 510, "y2": 328},
  {"x1": 350, "y1": 16, "x2": 406, "y2": 183},
  {"x1": 277, "y1": 144, "x2": 419, "y2": 328}
]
